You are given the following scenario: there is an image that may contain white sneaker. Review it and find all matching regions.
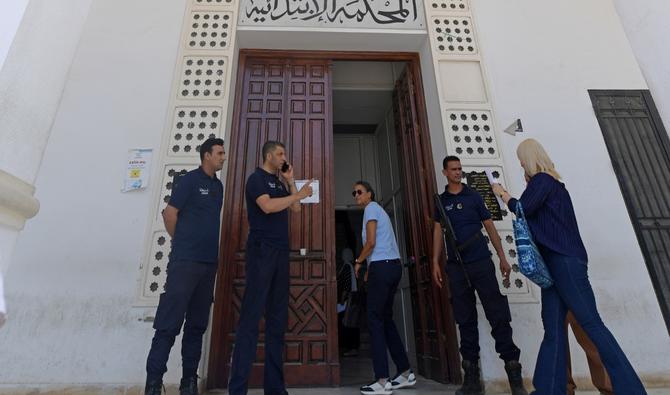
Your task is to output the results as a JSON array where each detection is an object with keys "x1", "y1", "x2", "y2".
[
  {"x1": 360, "y1": 380, "x2": 393, "y2": 394},
  {"x1": 390, "y1": 370, "x2": 417, "y2": 389}
]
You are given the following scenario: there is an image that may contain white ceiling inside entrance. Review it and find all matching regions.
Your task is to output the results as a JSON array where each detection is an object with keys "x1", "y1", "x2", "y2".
[
  {"x1": 332, "y1": 61, "x2": 404, "y2": 125},
  {"x1": 332, "y1": 90, "x2": 392, "y2": 125}
]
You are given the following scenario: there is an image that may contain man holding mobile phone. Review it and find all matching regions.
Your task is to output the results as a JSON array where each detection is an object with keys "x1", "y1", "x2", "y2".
[{"x1": 228, "y1": 141, "x2": 313, "y2": 395}]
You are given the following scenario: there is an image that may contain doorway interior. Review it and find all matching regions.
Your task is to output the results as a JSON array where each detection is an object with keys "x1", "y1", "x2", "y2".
[{"x1": 332, "y1": 61, "x2": 417, "y2": 385}]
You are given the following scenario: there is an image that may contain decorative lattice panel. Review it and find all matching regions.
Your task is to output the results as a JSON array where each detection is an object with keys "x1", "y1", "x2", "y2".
[
  {"x1": 483, "y1": 230, "x2": 531, "y2": 297},
  {"x1": 431, "y1": 16, "x2": 477, "y2": 55},
  {"x1": 446, "y1": 110, "x2": 498, "y2": 159},
  {"x1": 143, "y1": 231, "x2": 171, "y2": 298},
  {"x1": 169, "y1": 107, "x2": 223, "y2": 157},
  {"x1": 194, "y1": 0, "x2": 234, "y2": 5},
  {"x1": 429, "y1": 0, "x2": 468, "y2": 12},
  {"x1": 157, "y1": 165, "x2": 197, "y2": 220},
  {"x1": 179, "y1": 56, "x2": 227, "y2": 99},
  {"x1": 187, "y1": 11, "x2": 233, "y2": 50}
]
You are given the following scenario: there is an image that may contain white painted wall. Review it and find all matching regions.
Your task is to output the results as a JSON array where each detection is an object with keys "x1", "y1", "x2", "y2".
[
  {"x1": 0, "y1": 0, "x2": 29, "y2": 71},
  {"x1": 0, "y1": 0, "x2": 94, "y2": 184},
  {"x1": 334, "y1": 135, "x2": 379, "y2": 208},
  {"x1": 0, "y1": 0, "x2": 94, "y2": 329},
  {"x1": 0, "y1": 0, "x2": 188, "y2": 385},
  {"x1": 613, "y1": 0, "x2": 670, "y2": 132},
  {"x1": 472, "y1": 0, "x2": 670, "y2": 386}
]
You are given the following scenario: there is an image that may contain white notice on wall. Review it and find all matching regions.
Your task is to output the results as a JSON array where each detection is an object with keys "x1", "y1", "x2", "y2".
[
  {"x1": 122, "y1": 149, "x2": 153, "y2": 192},
  {"x1": 295, "y1": 180, "x2": 319, "y2": 204}
]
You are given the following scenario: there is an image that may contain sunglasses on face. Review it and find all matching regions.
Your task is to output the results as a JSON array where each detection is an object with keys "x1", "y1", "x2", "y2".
[{"x1": 352, "y1": 189, "x2": 366, "y2": 197}]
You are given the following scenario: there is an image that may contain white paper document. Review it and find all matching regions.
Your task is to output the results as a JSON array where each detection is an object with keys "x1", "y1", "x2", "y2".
[
  {"x1": 295, "y1": 179, "x2": 319, "y2": 204},
  {"x1": 484, "y1": 169, "x2": 506, "y2": 209}
]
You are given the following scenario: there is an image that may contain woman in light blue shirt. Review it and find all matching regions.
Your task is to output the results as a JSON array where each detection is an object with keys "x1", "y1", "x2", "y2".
[{"x1": 353, "y1": 181, "x2": 415, "y2": 395}]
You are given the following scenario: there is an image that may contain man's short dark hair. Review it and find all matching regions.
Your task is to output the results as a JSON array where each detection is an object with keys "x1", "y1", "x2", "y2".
[
  {"x1": 199, "y1": 137, "x2": 224, "y2": 162},
  {"x1": 262, "y1": 141, "x2": 285, "y2": 162},
  {"x1": 443, "y1": 155, "x2": 461, "y2": 169}
]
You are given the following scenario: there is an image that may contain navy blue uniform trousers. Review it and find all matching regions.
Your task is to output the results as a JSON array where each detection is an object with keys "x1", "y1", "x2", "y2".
[
  {"x1": 446, "y1": 258, "x2": 521, "y2": 363},
  {"x1": 146, "y1": 260, "x2": 218, "y2": 380},
  {"x1": 228, "y1": 238, "x2": 290, "y2": 395}
]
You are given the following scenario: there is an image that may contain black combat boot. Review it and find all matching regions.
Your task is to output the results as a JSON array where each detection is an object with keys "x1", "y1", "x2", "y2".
[
  {"x1": 144, "y1": 378, "x2": 163, "y2": 395},
  {"x1": 179, "y1": 375, "x2": 199, "y2": 395},
  {"x1": 504, "y1": 360, "x2": 529, "y2": 395},
  {"x1": 456, "y1": 360, "x2": 484, "y2": 395}
]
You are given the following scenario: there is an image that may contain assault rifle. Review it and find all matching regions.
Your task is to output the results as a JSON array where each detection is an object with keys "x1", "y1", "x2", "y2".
[{"x1": 434, "y1": 193, "x2": 472, "y2": 288}]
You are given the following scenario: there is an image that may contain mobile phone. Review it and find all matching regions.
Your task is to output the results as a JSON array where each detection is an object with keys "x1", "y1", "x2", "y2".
[{"x1": 281, "y1": 162, "x2": 290, "y2": 173}]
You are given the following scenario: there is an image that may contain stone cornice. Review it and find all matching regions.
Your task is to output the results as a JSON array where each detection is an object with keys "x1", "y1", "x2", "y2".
[{"x1": 0, "y1": 169, "x2": 39, "y2": 230}]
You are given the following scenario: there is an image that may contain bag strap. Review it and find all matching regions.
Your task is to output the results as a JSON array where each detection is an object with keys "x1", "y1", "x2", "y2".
[{"x1": 515, "y1": 201, "x2": 525, "y2": 219}]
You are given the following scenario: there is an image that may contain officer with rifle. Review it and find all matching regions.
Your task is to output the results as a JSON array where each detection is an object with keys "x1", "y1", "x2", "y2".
[{"x1": 432, "y1": 156, "x2": 528, "y2": 395}]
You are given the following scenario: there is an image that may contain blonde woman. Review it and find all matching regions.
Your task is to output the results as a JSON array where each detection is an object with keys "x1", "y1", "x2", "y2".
[{"x1": 492, "y1": 139, "x2": 645, "y2": 395}]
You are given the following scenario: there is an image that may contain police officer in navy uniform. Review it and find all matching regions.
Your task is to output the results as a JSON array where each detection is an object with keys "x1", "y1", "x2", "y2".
[
  {"x1": 431, "y1": 156, "x2": 527, "y2": 395},
  {"x1": 144, "y1": 138, "x2": 226, "y2": 395},
  {"x1": 228, "y1": 141, "x2": 313, "y2": 395}
]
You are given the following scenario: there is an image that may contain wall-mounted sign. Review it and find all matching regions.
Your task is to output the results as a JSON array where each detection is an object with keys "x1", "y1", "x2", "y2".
[
  {"x1": 239, "y1": 0, "x2": 425, "y2": 29},
  {"x1": 465, "y1": 170, "x2": 503, "y2": 221},
  {"x1": 122, "y1": 149, "x2": 153, "y2": 192}
]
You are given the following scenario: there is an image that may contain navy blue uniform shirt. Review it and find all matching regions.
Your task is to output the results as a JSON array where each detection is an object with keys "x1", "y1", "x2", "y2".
[
  {"x1": 246, "y1": 167, "x2": 290, "y2": 249},
  {"x1": 169, "y1": 167, "x2": 223, "y2": 264},
  {"x1": 508, "y1": 173, "x2": 588, "y2": 261},
  {"x1": 434, "y1": 184, "x2": 492, "y2": 264}
]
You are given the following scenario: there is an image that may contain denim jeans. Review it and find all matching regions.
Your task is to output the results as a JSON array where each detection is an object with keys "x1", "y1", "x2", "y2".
[
  {"x1": 366, "y1": 259, "x2": 411, "y2": 380},
  {"x1": 531, "y1": 250, "x2": 646, "y2": 395}
]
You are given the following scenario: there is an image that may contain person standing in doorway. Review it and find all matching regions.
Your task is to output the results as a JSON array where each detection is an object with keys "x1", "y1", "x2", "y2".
[
  {"x1": 432, "y1": 156, "x2": 528, "y2": 395},
  {"x1": 228, "y1": 141, "x2": 313, "y2": 395},
  {"x1": 492, "y1": 138, "x2": 645, "y2": 395},
  {"x1": 566, "y1": 311, "x2": 613, "y2": 395},
  {"x1": 353, "y1": 181, "x2": 416, "y2": 395},
  {"x1": 144, "y1": 138, "x2": 226, "y2": 395}
]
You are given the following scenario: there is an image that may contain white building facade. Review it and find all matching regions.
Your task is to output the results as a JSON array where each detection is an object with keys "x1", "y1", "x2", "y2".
[{"x1": 1, "y1": 0, "x2": 669, "y2": 392}]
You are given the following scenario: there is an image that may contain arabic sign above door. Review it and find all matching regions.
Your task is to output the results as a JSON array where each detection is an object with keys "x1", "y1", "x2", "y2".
[{"x1": 239, "y1": 0, "x2": 426, "y2": 29}]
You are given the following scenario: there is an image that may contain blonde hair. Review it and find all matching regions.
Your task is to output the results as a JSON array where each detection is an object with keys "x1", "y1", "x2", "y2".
[{"x1": 516, "y1": 138, "x2": 561, "y2": 180}]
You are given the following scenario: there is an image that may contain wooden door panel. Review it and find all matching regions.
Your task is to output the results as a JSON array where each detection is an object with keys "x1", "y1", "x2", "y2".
[
  {"x1": 284, "y1": 60, "x2": 337, "y2": 384},
  {"x1": 209, "y1": 56, "x2": 337, "y2": 388},
  {"x1": 393, "y1": 66, "x2": 460, "y2": 383}
]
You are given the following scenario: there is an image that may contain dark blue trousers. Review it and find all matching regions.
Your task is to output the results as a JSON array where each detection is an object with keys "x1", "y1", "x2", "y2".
[
  {"x1": 228, "y1": 238, "x2": 290, "y2": 395},
  {"x1": 367, "y1": 259, "x2": 411, "y2": 380},
  {"x1": 146, "y1": 260, "x2": 218, "y2": 380},
  {"x1": 532, "y1": 250, "x2": 645, "y2": 395},
  {"x1": 445, "y1": 258, "x2": 521, "y2": 363}
]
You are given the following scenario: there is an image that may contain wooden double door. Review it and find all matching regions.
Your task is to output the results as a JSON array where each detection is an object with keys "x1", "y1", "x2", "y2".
[{"x1": 207, "y1": 51, "x2": 460, "y2": 389}]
